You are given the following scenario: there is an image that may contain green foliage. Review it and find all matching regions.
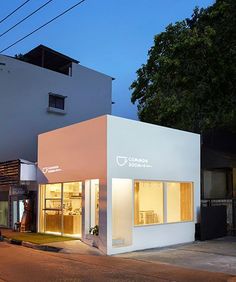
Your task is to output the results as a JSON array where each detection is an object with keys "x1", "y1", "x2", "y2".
[{"x1": 131, "y1": 0, "x2": 236, "y2": 133}]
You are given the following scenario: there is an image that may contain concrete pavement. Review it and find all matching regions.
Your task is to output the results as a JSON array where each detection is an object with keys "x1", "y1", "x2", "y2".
[
  {"x1": 0, "y1": 242, "x2": 234, "y2": 282},
  {"x1": 117, "y1": 237, "x2": 236, "y2": 275},
  {"x1": 42, "y1": 239, "x2": 103, "y2": 255}
]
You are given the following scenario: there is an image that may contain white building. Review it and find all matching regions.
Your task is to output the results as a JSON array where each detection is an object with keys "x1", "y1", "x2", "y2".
[
  {"x1": 37, "y1": 115, "x2": 200, "y2": 255},
  {"x1": 0, "y1": 45, "x2": 113, "y2": 162}
]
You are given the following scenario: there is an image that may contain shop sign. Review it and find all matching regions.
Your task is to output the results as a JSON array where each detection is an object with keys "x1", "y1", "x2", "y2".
[
  {"x1": 42, "y1": 165, "x2": 62, "y2": 174},
  {"x1": 10, "y1": 186, "x2": 27, "y2": 196},
  {"x1": 116, "y1": 156, "x2": 152, "y2": 168}
]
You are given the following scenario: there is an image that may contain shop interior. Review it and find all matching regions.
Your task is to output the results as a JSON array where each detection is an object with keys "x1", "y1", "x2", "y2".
[
  {"x1": 112, "y1": 179, "x2": 193, "y2": 248},
  {"x1": 39, "y1": 182, "x2": 82, "y2": 237}
]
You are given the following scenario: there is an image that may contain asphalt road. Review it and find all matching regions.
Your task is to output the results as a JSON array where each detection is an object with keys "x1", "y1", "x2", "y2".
[{"x1": 0, "y1": 242, "x2": 235, "y2": 282}]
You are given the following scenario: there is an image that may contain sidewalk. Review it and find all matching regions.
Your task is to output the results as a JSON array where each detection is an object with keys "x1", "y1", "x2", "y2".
[
  {"x1": 42, "y1": 240, "x2": 103, "y2": 255},
  {"x1": 0, "y1": 228, "x2": 75, "y2": 244},
  {"x1": 117, "y1": 237, "x2": 236, "y2": 275},
  {"x1": 0, "y1": 228, "x2": 102, "y2": 255}
]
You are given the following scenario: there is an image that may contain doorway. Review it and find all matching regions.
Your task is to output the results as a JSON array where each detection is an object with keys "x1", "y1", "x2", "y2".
[
  {"x1": 84, "y1": 179, "x2": 99, "y2": 235},
  {"x1": 0, "y1": 201, "x2": 8, "y2": 227},
  {"x1": 11, "y1": 197, "x2": 25, "y2": 228},
  {"x1": 39, "y1": 182, "x2": 82, "y2": 237}
]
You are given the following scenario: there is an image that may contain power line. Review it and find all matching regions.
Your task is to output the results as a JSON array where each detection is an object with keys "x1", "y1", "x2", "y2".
[
  {"x1": 0, "y1": 0, "x2": 54, "y2": 39},
  {"x1": 0, "y1": 0, "x2": 31, "y2": 25},
  {"x1": 0, "y1": 0, "x2": 86, "y2": 54}
]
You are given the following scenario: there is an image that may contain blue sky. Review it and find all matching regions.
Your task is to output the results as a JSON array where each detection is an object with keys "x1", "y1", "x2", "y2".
[{"x1": 0, "y1": 0, "x2": 214, "y2": 120}]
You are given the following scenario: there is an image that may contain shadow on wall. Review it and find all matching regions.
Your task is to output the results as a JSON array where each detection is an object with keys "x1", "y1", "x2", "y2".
[{"x1": 37, "y1": 168, "x2": 48, "y2": 184}]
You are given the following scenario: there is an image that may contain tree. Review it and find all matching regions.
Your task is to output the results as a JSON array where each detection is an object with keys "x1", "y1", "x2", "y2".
[{"x1": 130, "y1": 0, "x2": 236, "y2": 133}]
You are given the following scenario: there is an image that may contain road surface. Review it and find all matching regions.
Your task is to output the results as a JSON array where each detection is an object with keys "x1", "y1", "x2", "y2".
[{"x1": 0, "y1": 242, "x2": 234, "y2": 282}]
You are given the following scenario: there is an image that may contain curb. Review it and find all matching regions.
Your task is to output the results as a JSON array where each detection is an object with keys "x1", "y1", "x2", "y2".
[{"x1": 1, "y1": 236, "x2": 62, "y2": 253}]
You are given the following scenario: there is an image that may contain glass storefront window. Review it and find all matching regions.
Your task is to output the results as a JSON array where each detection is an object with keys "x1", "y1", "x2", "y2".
[
  {"x1": 134, "y1": 181, "x2": 164, "y2": 225},
  {"x1": 90, "y1": 179, "x2": 99, "y2": 228},
  {"x1": 112, "y1": 179, "x2": 133, "y2": 247},
  {"x1": 39, "y1": 182, "x2": 82, "y2": 237},
  {"x1": 45, "y1": 183, "x2": 61, "y2": 199},
  {"x1": 167, "y1": 182, "x2": 193, "y2": 223},
  {"x1": 134, "y1": 180, "x2": 193, "y2": 227},
  {"x1": 0, "y1": 201, "x2": 8, "y2": 227},
  {"x1": 45, "y1": 210, "x2": 62, "y2": 235},
  {"x1": 44, "y1": 183, "x2": 63, "y2": 235},
  {"x1": 63, "y1": 182, "x2": 82, "y2": 236}
]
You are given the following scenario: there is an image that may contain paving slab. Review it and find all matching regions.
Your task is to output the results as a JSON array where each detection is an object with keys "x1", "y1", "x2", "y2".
[
  {"x1": 43, "y1": 239, "x2": 103, "y2": 255},
  {"x1": 181, "y1": 237, "x2": 236, "y2": 256},
  {"x1": 117, "y1": 237, "x2": 236, "y2": 275}
]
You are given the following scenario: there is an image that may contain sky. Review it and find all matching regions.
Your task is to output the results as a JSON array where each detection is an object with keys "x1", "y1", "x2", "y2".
[{"x1": 0, "y1": 0, "x2": 214, "y2": 120}]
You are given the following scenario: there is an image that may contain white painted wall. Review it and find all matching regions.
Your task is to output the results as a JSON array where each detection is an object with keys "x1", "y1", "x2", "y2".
[
  {"x1": 0, "y1": 55, "x2": 112, "y2": 162},
  {"x1": 112, "y1": 179, "x2": 133, "y2": 247},
  {"x1": 107, "y1": 115, "x2": 200, "y2": 255},
  {"x1": 20, "y1": 160, "x2": 37, "y2": 181},
  {"x1": 36, "y1": 115, "x2": 200, "y2": 255}
]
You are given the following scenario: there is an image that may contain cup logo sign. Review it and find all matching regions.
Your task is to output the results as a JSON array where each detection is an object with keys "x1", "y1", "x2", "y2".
[
  {"x1": 42, "y1": 165, "x2": 62, "y2": 174},
  {"x1": 42, "y1": 167, "x2": 48, "y2": 174},
  {"x1": 116, "y1": 156, "x2": 128, "y2": 167},
  {"x1": 116, "y1": 156, "x2": 152, "y2": 168}
]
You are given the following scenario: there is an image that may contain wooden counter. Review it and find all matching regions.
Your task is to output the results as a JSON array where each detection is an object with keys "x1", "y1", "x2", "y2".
[
  {"x1": 63, "y1": 214, "x2": 81, "y2": 234},
  {"x1": 45, "y1": 214, "x2": 81, "y2": 234}
]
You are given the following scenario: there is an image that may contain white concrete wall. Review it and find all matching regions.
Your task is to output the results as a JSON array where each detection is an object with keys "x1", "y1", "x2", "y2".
[
  {"x1": 107, "y1": 115, "x2": 200, "y2": 255},
  {"x1": 0, "y1": 55, "x2": 112, "y2": 162},
  {"x1": 20, "y1": 160, "x2": 37, "y2": 181}
]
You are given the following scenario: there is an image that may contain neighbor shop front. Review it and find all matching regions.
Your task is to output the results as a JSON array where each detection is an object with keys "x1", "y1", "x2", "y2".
[
  {"x1": 37, "y1": 115, "x2": 200, "y2": 255},
  {"x1": 0, "y1": 159, "x2": 37, "y2": 230}
]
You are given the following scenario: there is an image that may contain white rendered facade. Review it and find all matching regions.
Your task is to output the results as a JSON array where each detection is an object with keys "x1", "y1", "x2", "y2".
[
  {"x1": 106, "y1": 116, "x2": 200, "y2": 254},
  {"x1": 37, "y1": 115, "x2": 200, "y2": 255},
  {"x1": 0, "y1": 47, "x2": 113, "y2": 162}
]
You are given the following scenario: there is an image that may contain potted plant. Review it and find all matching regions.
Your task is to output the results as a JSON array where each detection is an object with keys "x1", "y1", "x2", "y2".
[
  {"x1": 89, "y1": 225, "x2": 99, "y2": 236},
  {"x1": 87, "y1": 225, "x2": 100, "y2": 248}
]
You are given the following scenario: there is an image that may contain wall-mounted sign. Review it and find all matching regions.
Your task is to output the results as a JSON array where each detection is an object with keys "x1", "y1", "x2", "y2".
[
  {"x1": 116, "y1": 156, "x2": 152, "y2": 168},
  {"x1": 10, "y1": 186, "x2": 27, "y2": 196},
  {"x1": 42, "y1": 165, "x2": 62, "y2": 174}
]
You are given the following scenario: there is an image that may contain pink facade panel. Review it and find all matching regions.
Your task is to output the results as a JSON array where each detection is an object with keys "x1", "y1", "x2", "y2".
[{"x1": 37, "y1": 116, "x2": 107, "y2": 184}]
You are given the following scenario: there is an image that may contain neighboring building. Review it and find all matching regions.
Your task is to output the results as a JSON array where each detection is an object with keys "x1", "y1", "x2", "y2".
[
  {"x1": 37, "y1": 115, "x2": 200, "y2": 255},
  {"x1": 0, "y1": 159, "x2": 37, "y2": 230},
  {"x1": 201, "y1": 129, "x2": 236, "y2": 234},
  {"x1": 0, "y1": 45, "x2": 113, "y2": 162}
]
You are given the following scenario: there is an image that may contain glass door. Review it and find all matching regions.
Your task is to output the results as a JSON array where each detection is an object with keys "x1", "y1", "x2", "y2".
[
  {"x1": 63, "y1": 182, "x2": 82, "y2": 237},
  {"x1": 11, "y1": 197, "x2": 26, "y2": 229},
  {"x1": 19, "y1": 200, "x2": 24, "y2": 222},
  {"x1": 12, "y1": 200, "x2": 18, "y2": 228},
  {"x1": 44, "y1": 184, "x2": 62, "y2": 235},
  {"x1": 90, "y1": 179, "x2": 99, "y2": 228},
  {"x1": 0, "y1": 201, "x2": 8, "y2": 227},
  {"x1": 40, "y1": 182, "x2": 83, "y2": 237}
]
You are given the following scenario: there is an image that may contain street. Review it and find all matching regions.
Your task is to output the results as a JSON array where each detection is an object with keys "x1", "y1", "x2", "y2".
[{"x1": 0, "y1": 242, "x2": 235, "y2": 282}]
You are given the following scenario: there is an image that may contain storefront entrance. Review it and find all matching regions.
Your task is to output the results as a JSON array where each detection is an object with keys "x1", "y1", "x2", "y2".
[
  {"x1": 11, "y1": 197, "x2": 25, "y2": 229},
  {"x1": 0, "y1": 201, "x2": 8, "y2": 226},
  {"x1": 0, "y1": 190, "x2": 9, "y2": 227},
  {"x1": 39, "y1": 182, "x2": 82, "y2": 237}
]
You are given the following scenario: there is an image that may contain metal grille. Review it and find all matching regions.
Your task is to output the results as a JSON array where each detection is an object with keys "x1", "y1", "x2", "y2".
[{"x1": 0, "y1": 160, "x2": 20, "y2": 186}]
